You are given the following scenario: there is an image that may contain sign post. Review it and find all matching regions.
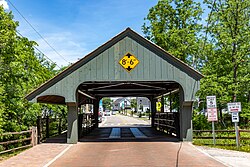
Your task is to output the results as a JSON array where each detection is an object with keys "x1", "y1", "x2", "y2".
[
  {"x1": 228, "y1": 102, "x2": 241, "y2": 149},
  {"x1": 206, "y1": 96, "x2": 218, "y2": 145}
]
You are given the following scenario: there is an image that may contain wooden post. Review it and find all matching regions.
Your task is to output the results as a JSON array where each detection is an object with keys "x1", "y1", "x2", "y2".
[
  {"x1": 31, "y1": 126, "x2": 38, "y2": 146},
  {"x1": 78, "y1": 114, "x2": 83, "y2": 137},
  {"x1": 46, "y1": 116, "x2": 49, "y2": 138},
  {"x1": 58, "y1": 117, "x2": 62, "y2": 135},
  {"x1": 36, "y1": 116, "x2": 41, "y2": 144}
]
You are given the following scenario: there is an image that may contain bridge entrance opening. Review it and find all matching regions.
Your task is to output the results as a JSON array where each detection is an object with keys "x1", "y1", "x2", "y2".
[{"x1": 77, "y1": 81, "x2": 182, "y2": 141}]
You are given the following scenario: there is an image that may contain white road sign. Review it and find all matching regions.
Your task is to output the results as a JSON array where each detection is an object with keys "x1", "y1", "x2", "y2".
[
  {"x1": 206, "y1": 96, "x2": 217, "y2": 109},
  {"x1": 206, "y1": 96, "x2": 218, "y2": 122},
  {"x1": 231, "y1": 112, "x2": 239, "y2": 122},
  {"x1": 228, "y1": 102, "x2": 241, "y2": 112}
]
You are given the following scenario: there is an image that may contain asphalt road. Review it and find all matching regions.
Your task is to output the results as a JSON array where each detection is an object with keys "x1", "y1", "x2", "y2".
[
  {"x1": 49, "y1": 115, "x2": 225, "y2": 167},
  {"x1": 100, "y1": 114, "x2": 150, "y2": 127}
]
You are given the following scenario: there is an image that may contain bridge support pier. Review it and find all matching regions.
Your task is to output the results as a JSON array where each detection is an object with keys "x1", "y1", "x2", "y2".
[
  {"x1": 67, "y1": 102, "x2": 78, "y2": 144},
  {"x1": 150, "y1": 98, "x2": 157, "y2": 128},
  {"x1": 179, "y1": 101, "x2": 193, "y2": 141},
  {"x1": 93, "y1": 99, "x2": 100, "y2": 128}
]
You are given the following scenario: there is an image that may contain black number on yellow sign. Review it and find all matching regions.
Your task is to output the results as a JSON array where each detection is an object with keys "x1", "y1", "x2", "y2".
[
  {"x1": 122, "y1": 59, "x2": 127, "y2": 65},
  {"x1": 119, "y1": 53, "x2": 139, "y2": 72},
  {"x1": 130, "y1": 59, "x2": 134, "y2": 65}
]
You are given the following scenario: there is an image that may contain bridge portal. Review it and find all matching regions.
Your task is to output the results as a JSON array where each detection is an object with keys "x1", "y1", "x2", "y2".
[{"x1": 26, "y1": 28, "x2": 202, "y2": 143}]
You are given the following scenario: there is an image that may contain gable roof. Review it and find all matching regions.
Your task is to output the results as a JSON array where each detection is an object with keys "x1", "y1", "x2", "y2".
[
  {"x1": 113, "y1": 98, "x2": 131, "y2": 105},
  {"x1": 26, "y1": 27, "x2": 203, "y2": 101}
]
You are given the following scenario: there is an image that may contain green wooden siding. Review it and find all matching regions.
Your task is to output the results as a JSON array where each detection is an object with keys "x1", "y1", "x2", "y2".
[{"x1": 30, "y1": 36, "x2": 200, "y2": 103}]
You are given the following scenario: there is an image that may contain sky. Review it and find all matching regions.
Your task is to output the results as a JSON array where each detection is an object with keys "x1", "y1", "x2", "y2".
[{"x1": 1, "y1": 0, "x2": 158, "y2": 68}]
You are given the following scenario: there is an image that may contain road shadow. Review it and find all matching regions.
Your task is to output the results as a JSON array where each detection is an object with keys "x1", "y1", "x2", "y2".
[
  {"x1": 79, "y1": 127, "x2": 180, "y2": 143},
  {"x1": 43, "y1": 127, "x2": 179, "y2": 144}
]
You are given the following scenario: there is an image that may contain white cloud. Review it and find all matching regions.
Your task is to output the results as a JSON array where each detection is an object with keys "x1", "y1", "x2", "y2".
[
  {"x1": 0, "y1": 0, "x2": 9, "y2": 10},
  {"x1": 34, "y1": 32, "x2": 89, "y2": 68}
]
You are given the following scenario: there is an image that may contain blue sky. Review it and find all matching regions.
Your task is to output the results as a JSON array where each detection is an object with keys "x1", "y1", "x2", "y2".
[{"x1": 1, "y1": 0, "x2": 158, "y2": 67}]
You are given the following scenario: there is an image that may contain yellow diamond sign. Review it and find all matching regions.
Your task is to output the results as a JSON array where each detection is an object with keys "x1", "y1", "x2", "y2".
[{"x1": 119, "y1": 53, "x2": 139, "y2": 72}]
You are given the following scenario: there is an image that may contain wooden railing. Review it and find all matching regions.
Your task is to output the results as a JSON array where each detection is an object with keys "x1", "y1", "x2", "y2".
[
  {"x1": 37, "y1": 116, "x2": 67, "y2": 143},
  {"x1": 193, "y1": 129, "x2": 250, "y2": 146},
  {"x1": 78, "y1": 113, "x2": 95, "y2": 137},
  {"x1": 0, "y1": 127, "x2": 37, "y2": 155},
  {"x1": 154, "y1": 112, "x2": 180, "y2": 138}
]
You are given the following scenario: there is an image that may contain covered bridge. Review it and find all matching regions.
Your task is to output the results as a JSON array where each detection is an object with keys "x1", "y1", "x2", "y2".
[{"x1": 26, "y1": 28, "x2": 203, "y2": 144}]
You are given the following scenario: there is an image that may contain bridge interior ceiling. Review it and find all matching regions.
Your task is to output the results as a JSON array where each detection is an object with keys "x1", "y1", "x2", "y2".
[{"x1": 77, "y1": 81, "x2": 180, "y2": 103}]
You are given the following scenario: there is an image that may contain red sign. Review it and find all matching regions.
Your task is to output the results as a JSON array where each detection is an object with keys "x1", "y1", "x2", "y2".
[
  {"x1": 228, "y1": 102, "x2": 241, "y2": 113},
  {"x1": 207, "y1": 108, "x2": 218, "y2": 122}
]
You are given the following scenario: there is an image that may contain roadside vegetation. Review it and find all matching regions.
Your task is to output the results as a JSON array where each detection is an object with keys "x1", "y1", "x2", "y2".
[
  {"x1": 0, "y1": 6, "x2": 67, "y2": 157},
  {"x1": 143, "y1": 0, "x2": 249, "y2": 151},
  {"x1": 0, "y1": 0, "x2": 249, "y2": 158}
]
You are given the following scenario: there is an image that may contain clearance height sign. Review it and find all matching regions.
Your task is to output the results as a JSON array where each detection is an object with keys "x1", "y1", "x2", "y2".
[{"x1": 119, "y1": 53, "x2": 139, "y2": 72}]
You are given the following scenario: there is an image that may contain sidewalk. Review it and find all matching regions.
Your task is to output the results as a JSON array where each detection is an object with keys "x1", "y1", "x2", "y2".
[
  {"x1": 194, "y1": 145, "x2": 250, "y2": 167},
  {"x1": 0, "y1": 143, "x2": 71, "y2": 167}
]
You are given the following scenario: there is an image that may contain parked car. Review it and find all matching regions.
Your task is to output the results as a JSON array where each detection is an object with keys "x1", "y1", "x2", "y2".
[
  {"x1": 112, "y1": 110, "x2": 117, "y2": 115},
  {"x1": 98, "y1": 112, "x2": 102, "y2": 123},
  {"x1": 104, "y1": 110, "x2": 111, "y2": 116}
]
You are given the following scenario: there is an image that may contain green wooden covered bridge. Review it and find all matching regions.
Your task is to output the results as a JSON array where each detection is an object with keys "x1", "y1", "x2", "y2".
[{"x1": 26, "y1": 28, "x2": 203, "y2": 144}]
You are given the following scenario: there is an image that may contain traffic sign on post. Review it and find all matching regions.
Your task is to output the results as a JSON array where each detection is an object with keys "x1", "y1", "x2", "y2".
[
  {"x1": 227, "y1": 102, "x2": 241, "y2": 149},
  {"x1": 206, "y1": 96, "x2": 218, "y2": 122},
  {"x1": 231, "y1": 112, "x2": 239, "y2": 122},
  {"x1": 206, "y1": 95, "x2": 217, "y2": 145},
  {"x1": 228, "y1": 102, "x2": 241, "y2": 112},
  {"x1": 207, "y1": 108, "x2": 218, "y2": 122}
]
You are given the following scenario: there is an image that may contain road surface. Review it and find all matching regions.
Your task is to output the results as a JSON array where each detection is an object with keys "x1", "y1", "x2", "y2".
[{"x1": 50, "y1": 114, "x2": 225, "y2": 167}]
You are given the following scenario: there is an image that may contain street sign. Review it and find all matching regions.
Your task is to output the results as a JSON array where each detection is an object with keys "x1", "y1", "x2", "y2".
[
  {"x1": 206, "y1": 96, "x2": 217, "y2": 145},
  {"x1": 156, "y1": 102, "x2": 162, "y2": 112},
  {"x1": 206, "y1": 96, "x2": 218, "y2": 122},
  {"x1": 228, "y1": 102, "x2": 241, "y2": 112},
  {"x1": 206, "y1": 96, "x2": 217, "y2": 108},
  {"x1": 207, "y1": 108, "x2": 218, "y2": 121},
  {"x1": 119, "y1": 53, "x2": 139, "y2": 72},
  {"x1": 231, "y1": 112, "x2": 239, "y2": 122}
]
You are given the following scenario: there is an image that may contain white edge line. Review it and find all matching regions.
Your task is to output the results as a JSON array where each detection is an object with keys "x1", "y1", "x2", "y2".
[
  {"x1": 43, "y1": 144, "x2": 73, "y2": 167},
  {"x1": 188, "y1": 143, "x2": 232, "y2": 167}
]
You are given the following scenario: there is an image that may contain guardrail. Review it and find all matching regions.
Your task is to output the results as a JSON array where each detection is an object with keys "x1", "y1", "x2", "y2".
[{"x1": 0, "y1": 127, "x2": 37, "y2": 155}]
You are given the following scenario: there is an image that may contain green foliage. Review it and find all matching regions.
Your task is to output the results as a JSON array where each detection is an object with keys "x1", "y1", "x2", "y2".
[
  {"x1": 197, "y1": 0, "x2": 250, "y2": 125},
  {"x1": 193, "y1": 131, "x2": 250, "y2": 152},
  {"x1": 144, "y1": 0, "x2": 250, "y2": 128},
  {"x1": 130, "y1": 98, "x2": 137, "y2": 109},
  {"x1": 142, "y1": 0, "x2": 203, "y2": 66},
  {"x1": 102, "y1": 98, "x2": 112, "y2": 110},
  {"x1": 0, "y1": 6, "x2": 61, "y2": 133},
  {"x1": 192, "y1": 110, "x2": 210, "y2": 130}
]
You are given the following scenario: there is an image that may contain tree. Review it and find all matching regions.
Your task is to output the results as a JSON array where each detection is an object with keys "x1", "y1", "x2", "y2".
[
  {"x1": 130, "y1": 98, "x2": 137, "y2": 112},
  {"x1": 0, "y1": 7, "x2": 58, "y2": 132},
  {"x1": 102, "y1": 98, "x2": 112, "y2": 110},
  {"x1": 142, "y1": 0, "x2": 203, "y2": 67},
  {"x1": 197, "y1": 0, "x2": 250, "y2": 126}
]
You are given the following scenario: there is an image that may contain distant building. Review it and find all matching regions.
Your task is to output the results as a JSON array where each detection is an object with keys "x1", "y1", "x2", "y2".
[
  {"x1": 137, "y1": 97, "x2": 150, "y2": 112},
  {"x1": 112, "y1": 97, "x2": 131, "y2": 110}
]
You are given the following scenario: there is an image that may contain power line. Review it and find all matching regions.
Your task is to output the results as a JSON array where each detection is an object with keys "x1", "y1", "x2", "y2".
[
  {"x1": 7, "y1": 0, "x2": 70, "y2": 64},
  {"x1": 16, "y1": 31, "x2": 61, "y2": 69}
]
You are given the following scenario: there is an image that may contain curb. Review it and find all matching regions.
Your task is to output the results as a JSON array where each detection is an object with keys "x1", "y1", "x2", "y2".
[{"x1": 188, "y1": 143, "x2": 232, "y2": 167}]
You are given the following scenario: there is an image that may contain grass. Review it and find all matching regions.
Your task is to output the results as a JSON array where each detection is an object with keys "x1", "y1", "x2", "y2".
[
  {"x1": 0, "y1": 147, "x2": 31, "y2": 162},
  {"x1": 193, "y1": 131, "x2": 250, "y2": 152}
]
